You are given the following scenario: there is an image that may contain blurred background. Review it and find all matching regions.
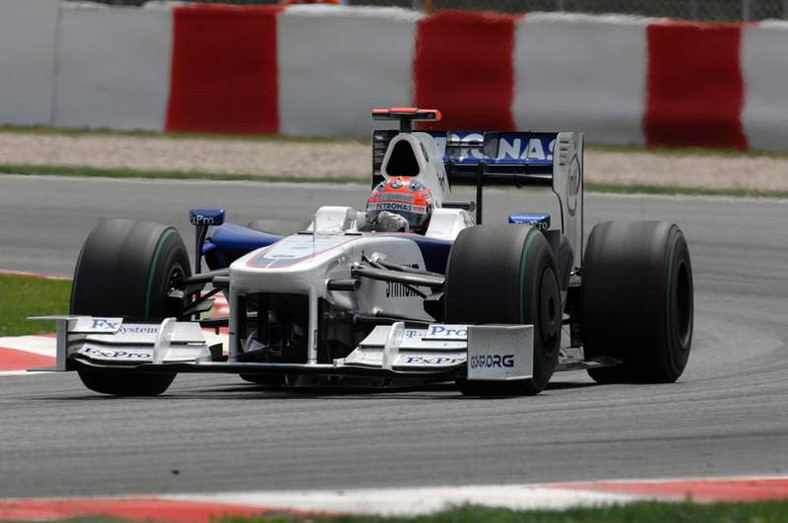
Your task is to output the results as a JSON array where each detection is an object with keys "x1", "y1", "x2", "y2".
[{"x1": 90, "y1": 0, "x2": 788, "y2": 22}]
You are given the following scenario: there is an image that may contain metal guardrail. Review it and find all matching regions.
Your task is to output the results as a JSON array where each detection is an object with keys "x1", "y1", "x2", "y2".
[{"x1": 81, "y1": 0, "x2": 788, "y2": 21}]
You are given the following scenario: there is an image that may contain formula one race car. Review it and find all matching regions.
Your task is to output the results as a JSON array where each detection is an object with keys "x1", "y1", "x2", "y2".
[{"x1": 35, "y1": 108, "x2": 694, "y2": 397}]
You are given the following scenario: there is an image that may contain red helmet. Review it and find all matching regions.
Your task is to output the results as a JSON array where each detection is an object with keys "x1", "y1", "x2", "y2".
[{"x1": 367, "y1": 176, "x2": 434, "y2": 232}]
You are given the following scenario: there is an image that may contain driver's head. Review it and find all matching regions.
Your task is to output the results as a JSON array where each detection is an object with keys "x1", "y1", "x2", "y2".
[{"x1": 367, "y1": 176, "x2": 434, "y2": 233}]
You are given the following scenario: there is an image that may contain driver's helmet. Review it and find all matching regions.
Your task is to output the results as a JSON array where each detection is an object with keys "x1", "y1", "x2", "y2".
[{"x1": 367, "y1": 176, "x2": 434, "y2": 232}]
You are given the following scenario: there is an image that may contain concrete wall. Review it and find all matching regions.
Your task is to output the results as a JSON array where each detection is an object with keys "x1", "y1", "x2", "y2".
[
  {"x1": 0, "y1": 0, "x2": 59, "y2": 126},
  {"x1": 278, "y1": 6, "x2": 420, "y2": 137},
  {"x1": 54, "y1": 4, "x2": 173, "y2": 131}
]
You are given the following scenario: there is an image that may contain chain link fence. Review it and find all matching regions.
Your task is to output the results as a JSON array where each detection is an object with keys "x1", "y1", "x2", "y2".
[
  {"x1": 431, "y1": 0, "x2": 788, "y2": 20},
  {"x1": 89, "y1": 0, "x2": 788, "y2": 21}
]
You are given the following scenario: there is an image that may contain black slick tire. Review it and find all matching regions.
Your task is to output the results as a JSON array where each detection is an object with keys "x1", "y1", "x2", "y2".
[
  {"x1": 445, "y1": 224, "x2": 561, "y2": 396},
  {"x1": 582, "y1": 221, "x2": 693, "y2": 383},
  {"x1": 71, "y1": 219, "x2": 191, "y2": 396}
]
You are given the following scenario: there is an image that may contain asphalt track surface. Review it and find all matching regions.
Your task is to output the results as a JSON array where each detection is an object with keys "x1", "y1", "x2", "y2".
[{"x1": 0, "y1": 175, "x2": 786, "y2": 499}]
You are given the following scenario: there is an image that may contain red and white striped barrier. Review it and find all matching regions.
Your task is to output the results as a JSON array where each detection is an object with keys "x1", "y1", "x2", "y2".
[{"x1": 2, "y1": 3, "x2": 788, "y2": 150}]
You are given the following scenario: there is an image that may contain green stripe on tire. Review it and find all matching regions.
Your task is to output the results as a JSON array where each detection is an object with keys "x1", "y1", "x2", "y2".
[
  {"x1": 666, "y1": 227, "x2": 678, "y2": 336},
  {"x1": 518, "y1": 229, "x2": 538, "y2": 324},
  {"x1": 144, "y1": 227, "x2": 177, "y2": 318}
]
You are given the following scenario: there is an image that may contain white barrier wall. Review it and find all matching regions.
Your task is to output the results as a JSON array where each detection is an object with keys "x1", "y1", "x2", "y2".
[
  {"x1": 513, "y1": 14, "x2": 648, "y2": 146},
  {"x1": 741, "y1": 21, "x2": 788, "y2": 152},
  {"x1": 53, "y1": 4, "x2": 172, "y2": 131},
  {"x1": 3, "y1": 3, "x2": 788, "y2": 152},
  {"x1": 0, "y1": 0, "x2": 59, "y2": 126},
  {"x1": 277, "y1": 6, "x2": 421, "y2": 137}
]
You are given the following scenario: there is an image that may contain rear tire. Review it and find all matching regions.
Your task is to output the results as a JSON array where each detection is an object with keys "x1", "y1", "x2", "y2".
[
  {"x1": 71, "y1": 219, "x2": 191, "y2": 396},
  {"x1": 582, "y1": 221, "x2": 693, "y2": 383},
  {"x1": 445, "y1": 225, "x2": 561, "y2": 396}
]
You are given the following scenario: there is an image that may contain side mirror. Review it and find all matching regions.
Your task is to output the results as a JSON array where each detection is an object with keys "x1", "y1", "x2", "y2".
[
  {"x1": 189, "y1": 208, "x2": 225, "y2": 227},
  {"x1": 189, "y1": 208, "x2": 226, "y2": 273}
]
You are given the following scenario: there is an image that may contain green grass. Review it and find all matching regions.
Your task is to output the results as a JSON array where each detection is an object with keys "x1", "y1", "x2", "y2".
[
  {"x1": 0, "y1": 275, "x2": 71, "y2": 337},
  {"x1": 0, "y1": 163, "x2": 364, "y2": 185},
  {"x1": 3, "y1": 501, "x2": 788, "y2": 523},
  {"x1": 586, "y1": 182, "x2": 788, "y2": 199},
  {"x1": 221, "y1": 500, "x2": 788, "y2": 523}
]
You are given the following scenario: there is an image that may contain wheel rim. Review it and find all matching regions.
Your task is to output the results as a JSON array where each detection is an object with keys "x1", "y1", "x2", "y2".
[
  {"x1": 162, "y1": 264, "x2": 187, "y2": 318},
  {"x1": 539, "y1": 267, "x2": 561, "y2": 349}
]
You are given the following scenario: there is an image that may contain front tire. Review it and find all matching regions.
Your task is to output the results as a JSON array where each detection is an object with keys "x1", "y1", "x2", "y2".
[
  {"x1": 582, "y1": 221, "x2": 693, "y2": 383},
  {"x1": 71, "y1": 219, "x2": 191, "y2": 396},
  {"x1": 445, "y1": 225, "x2": 561, "y2": 396}
]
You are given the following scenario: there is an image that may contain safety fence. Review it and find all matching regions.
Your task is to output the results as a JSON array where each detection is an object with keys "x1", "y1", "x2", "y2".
[
  {"x1": 2, "y1": 1, "x2": 788, "y2": 152},
  {"x1": 79, "y1": 0, "x2": 788, "y2": 22}
]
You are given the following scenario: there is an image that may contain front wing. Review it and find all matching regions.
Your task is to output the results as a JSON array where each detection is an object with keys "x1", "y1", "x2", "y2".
[{"x1": 31, "y1": 317, "x2": 615, "y2": 381}]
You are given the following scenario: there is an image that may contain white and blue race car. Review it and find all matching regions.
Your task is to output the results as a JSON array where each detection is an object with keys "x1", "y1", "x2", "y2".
[{"x1": 36, "y1": 108, "x2": 694, "y2": 396}]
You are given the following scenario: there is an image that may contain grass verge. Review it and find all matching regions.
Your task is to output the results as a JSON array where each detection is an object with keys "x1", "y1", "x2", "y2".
[
  {"x1": 14, "y1": 500, "x2": 787, "y2": 523},
  {"x1": 587, "y1": 182, "x2": 788, "y2": 199},
  {"x1": 1, "y1": 163, "x2": 787, "y2": 199},
  {"x1": 0, "y1": 275, "x2": 71, "y2": 337},
  {"x1": 0, "y1": 164, "x2": 364, "y2": 185},
  {"x1": 310, "y1": 501, "x2": 781, "y2": 522},
  {"x1": 229, "y1": 500, "x2": 788, "y2": 522}
]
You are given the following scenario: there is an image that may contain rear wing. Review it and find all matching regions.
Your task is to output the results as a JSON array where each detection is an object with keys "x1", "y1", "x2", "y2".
[
  {"x1": 373, "y1": 130, "x2": 562, "y2": 186},
  {"x1": 372, "y1": 128, "x2": 585, "y2": 269}
]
